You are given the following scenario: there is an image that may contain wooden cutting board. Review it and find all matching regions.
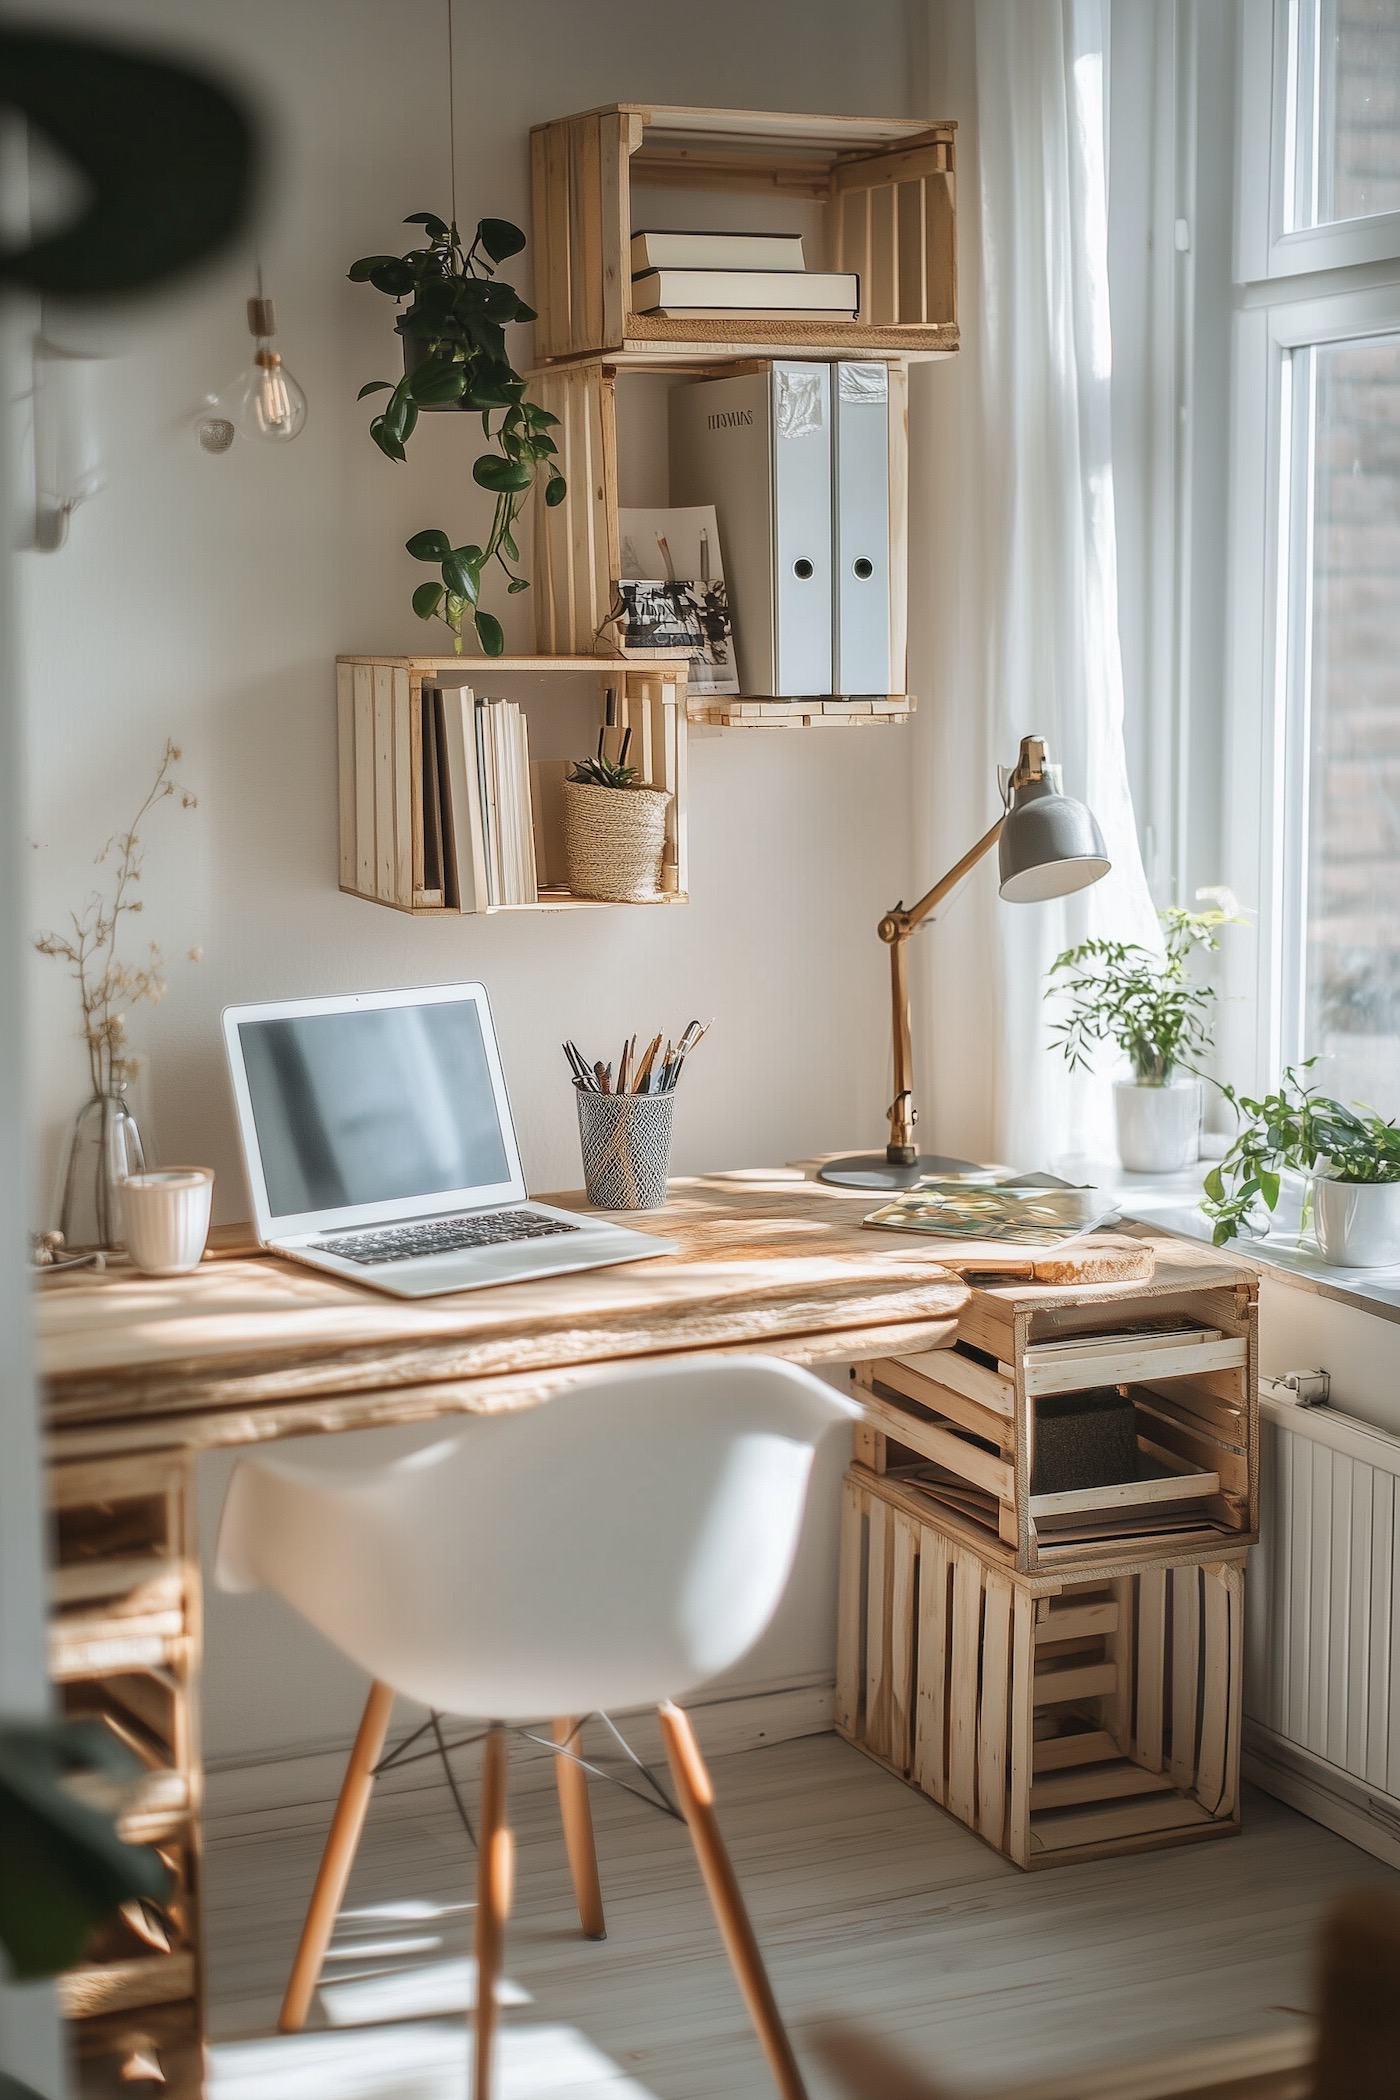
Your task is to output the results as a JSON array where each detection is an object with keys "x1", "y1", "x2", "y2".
[{"x1": 889, "y1": 1233, "x2": 1157, "y2": 1286}]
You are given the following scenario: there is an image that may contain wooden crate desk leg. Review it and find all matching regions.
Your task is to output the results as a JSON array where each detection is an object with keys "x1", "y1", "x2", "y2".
[{"x1": 836, "y1": 1469, "x2": 1246, "y2": 1870}]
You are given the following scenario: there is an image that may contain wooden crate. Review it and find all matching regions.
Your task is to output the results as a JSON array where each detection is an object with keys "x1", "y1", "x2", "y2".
[
  {"x1": 853, "y1": 1265, "x2": 1259, "y2": 1575},
  {"x1": 530, "y1": 356, "x2": 913, "y2": 715},
  {"x1": 334, "y1": 654, "x2": 688, "y2": 913},
  {"x1": 49, "y1": 1452, "x2": 204, "y2": 2096},
  {"x1": 836, "y1": 1471, "x2": 1247, "y2": 1869},
  {"x1": 529, "y1": 104, "x2": 958, "y2": 366}
]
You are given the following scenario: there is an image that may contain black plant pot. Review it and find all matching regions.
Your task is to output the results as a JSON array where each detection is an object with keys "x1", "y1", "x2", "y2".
[{"x1": 395, "y1": 312, "x2": 468, "y2": 412}]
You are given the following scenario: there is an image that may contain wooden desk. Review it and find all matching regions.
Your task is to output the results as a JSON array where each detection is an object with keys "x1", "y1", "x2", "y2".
[{"x1": 36, "y1": 1173, "x2": 968, "y2": 2092}]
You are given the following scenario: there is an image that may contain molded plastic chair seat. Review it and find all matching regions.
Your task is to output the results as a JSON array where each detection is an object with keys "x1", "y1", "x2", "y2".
[{"x1": 216, "y1": 1354, "x2": 857, "y2": 2099}]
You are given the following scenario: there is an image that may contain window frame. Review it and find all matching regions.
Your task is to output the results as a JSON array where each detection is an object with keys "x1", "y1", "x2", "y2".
[{"x1": 1220, "y1": 0, "x2": 1400, "y2": 1103}]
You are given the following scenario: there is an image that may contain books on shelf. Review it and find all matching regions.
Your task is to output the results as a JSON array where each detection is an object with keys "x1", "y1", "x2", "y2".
[
  {"x1": 424, "y1": 686, "x2": 537, "y2": 910},
  {"x1": 630, "y1": 229, "x2": 806, "y2": 273},
  {"x1": 630, "y1": 267, "x2": 859, "y2": 316}
]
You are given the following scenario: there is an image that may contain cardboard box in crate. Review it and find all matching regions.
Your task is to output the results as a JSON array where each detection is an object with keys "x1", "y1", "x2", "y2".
[
  {"x1": 836, "y1": 1468, "x2": 1246, "y2": 1868},
  {"x1": 852, "y1": 1260, "x2": 1258, "y2": 1575}
]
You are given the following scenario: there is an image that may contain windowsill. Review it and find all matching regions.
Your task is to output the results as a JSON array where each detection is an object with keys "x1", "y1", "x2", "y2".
[{"x1": 1056, "y1": 1155, "x2": 1400, "y2": 1328}]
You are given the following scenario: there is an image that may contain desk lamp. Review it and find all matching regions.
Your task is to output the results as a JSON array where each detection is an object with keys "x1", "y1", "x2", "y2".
[{"x1": 820, "y1": 734, "x2": 1111, "y2": 1190}]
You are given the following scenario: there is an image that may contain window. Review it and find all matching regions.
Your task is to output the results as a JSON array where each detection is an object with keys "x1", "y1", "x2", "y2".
[
  {"x1": 1226, "y1": 0, "x2": 1400, "y2": 1113},
  {"x1": 1282, "y1": 327, "x2": 1400, "y2": 1113},
  {"x1": 1288, "y1": 0, "x2": 1400, "y2": 227}
]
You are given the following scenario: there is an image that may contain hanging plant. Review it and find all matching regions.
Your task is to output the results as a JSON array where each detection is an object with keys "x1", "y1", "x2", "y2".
[{"x1": 350, "y1": 213, "x2": 566, "y2": 655}]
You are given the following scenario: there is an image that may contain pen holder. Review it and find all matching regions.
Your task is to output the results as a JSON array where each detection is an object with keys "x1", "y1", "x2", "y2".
[{"x1": 575, "y1": 1086, "x2": 675, "y2": 1211}]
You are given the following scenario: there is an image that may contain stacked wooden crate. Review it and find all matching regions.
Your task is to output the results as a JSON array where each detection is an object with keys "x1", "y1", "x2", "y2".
[
  {"x1": 836, "y1": 1253, "x2": 1258, "y2": 1867},
  {"x1": 49, "y1": 1452, "x2": 204, "y2": 2095}
]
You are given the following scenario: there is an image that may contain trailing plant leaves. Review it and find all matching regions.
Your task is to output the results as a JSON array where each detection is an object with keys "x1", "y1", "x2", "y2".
[
  {"x1": 403, "y1": 211, "x2": 449, "y2": 238},
  {"x1": 474, "y1": 609, "x2": 505, "y2": 655},
  {"x1": 473, "y1": 455, "x2": 532, "y2": 493},
  {"x1": 507, "y1": 577, "x2": 530, "y2": 593},
  {"x1": 406, "y1": 528, "x2": 452, "y2": 562},
  {"x1": 478, "y1": 217, "x2": 527, "y2": 262},
  {"x1": 369, "y1": 415, "x2": 405, "y2": 462},
  {"x1": 408, "y1": 356, "x2": 467, "y2": 405},
  {"x1": 348, "y1": 254, "x2": 399, "y2": 282},
  {"x1": 357, "y1": 379, "x2": 392, "y2": 399},
  {"x1": 441, "y1": 550, "x2": 480, "y2": 602},
  {"x1": 545, "y1": 473, "x2": 567, "y2": 507},
  {"x1": 411, "y1": 581, "x2": 444, "y2": 620}
]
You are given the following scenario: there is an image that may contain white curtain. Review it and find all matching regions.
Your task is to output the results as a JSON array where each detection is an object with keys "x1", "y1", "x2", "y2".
[{"x1": 912, "y1": 0, "x2": 1160, "y2": 1170}]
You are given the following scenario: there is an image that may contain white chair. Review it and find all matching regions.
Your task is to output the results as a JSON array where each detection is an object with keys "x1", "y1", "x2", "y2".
[{"x1": 215, "y1": 1354, "x2": 858, "y2": 2100}]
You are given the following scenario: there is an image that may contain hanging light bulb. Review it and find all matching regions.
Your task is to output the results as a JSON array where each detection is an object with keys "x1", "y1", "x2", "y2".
[{"x1": 234, "y1": 281, "x2": 307, "y2": 443}]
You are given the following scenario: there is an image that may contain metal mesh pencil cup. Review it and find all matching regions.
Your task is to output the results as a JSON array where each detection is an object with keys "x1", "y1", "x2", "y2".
[{"x1": 575, "y1": 1086, "x2": 675, "y2": 1211}]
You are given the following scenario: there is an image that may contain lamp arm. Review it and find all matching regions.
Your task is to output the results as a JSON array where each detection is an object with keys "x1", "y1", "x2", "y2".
[{"x1": 878, "y1": 813, "x2": 1006, "y2": 1165}]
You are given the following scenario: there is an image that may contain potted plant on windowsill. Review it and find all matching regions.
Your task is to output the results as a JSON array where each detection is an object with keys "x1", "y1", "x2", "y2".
[
  {"x1": 1049, "y1": 902, "x2": 1238, "y2": 1173},
  {"x1": 349, "y1": 213, "x2": 565, "y2": 655},
  {"x1": 1202, "y1": 1062, "x2": 1400, "y2": 1266}
]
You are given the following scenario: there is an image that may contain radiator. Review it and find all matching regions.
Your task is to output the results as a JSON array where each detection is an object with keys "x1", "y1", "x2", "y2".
[{"x1": 1245, "y1": 1381, "x2": 1400, "y2": 1862}]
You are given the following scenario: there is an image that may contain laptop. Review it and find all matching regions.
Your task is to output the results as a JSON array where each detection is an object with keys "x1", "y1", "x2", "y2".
[{"x1": 222, "y1": 982, "x2": 676, "y2": 1297}]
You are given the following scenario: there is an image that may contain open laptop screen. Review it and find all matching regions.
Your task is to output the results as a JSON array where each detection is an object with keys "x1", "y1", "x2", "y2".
[{"x1": 237, "y1": 1000, "x2": 512, "y2": 1219}]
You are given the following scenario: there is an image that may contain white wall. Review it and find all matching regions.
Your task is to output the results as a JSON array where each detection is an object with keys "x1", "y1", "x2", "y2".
[
  {"x1": 19, "y1": 0, "x2": 929, "y2": 1761},
  {"x1": 21, "y1": 0, "x2": 925, "y2": 1224}
]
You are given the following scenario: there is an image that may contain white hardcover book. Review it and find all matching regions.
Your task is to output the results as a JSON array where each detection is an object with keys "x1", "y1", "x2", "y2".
[
  {"x1": 504, "y1": 703, "x2": 527, "y2": 905},
  {"x1": 631, "y1": 267, "x2": 858, "y2": 314},
  {"x1": 833, "y1": 362, "x2": 892, "y2": 695},
  {"x1": 630, "y1": 230, "x2": 806, "y2": 274},
  {"x1": 477, "y1": 698, "x2": 502, "y2": 907},
  {"x1": 437, "y1": 685, "x2": 488, "y2": 912},
  {"x1": 498, "y1": 702, "x2": 520, "y2": 905},
  {"x1": 515, "y1": 708, "x2": 538, "y2": 903},
  {"x1": 669, "y1": 362, "x2": 833, "y2": 696}
]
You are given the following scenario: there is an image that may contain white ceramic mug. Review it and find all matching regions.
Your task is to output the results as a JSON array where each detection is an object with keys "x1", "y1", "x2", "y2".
[{"x1": 118, "y1": 1168, "x2": 214, "y2": 1275}]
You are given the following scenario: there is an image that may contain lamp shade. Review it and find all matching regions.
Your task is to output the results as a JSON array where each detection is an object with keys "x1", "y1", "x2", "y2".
[{"x1": 998, "y1": 772, "x2": 1110, "y2": 902}]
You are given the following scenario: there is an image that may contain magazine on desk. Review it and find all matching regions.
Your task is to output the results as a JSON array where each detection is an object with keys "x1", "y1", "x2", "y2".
[{"x1": 863, "y1": 1176, "x2": 1117, "y2": 1248}]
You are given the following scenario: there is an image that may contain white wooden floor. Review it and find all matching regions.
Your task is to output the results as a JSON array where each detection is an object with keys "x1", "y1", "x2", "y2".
[{"x1": 202, "y1": 1726, "x2": 1396, "y2": 2099}]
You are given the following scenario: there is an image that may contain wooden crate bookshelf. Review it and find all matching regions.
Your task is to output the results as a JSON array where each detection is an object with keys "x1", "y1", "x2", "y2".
[
  {"x1": 530, "y1": 356, "x2": 913, "y2": 725},
  {"x1": 529, "y1": 104, "x2": 958, "y2": 366},
  {"x1": 335, "y1": 654, "x2": 688, "y2": 913},
  {"x1": 852, "y1": 1259, "x2": 1259, "y2": 1576},
  {"x1": 837, "y1": 1473, "x2": 1247, "y2": 1870},
  {"x1": 49, "y1": 1451, "x2": 204, "y2": 2096}
]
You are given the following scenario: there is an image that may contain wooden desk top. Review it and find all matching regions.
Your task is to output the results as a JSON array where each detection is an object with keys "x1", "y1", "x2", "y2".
[{"x1": 38, "y1": 1173, "x2": 971, "y2": 1459}]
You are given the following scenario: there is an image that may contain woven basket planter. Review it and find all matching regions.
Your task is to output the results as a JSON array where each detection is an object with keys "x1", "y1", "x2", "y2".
[{"x1": 562, "y1": 780, "x2": 669, "y2": 901}]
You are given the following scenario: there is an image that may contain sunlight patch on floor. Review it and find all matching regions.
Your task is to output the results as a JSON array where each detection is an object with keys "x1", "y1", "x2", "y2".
[
  {"x1": 320, "y1": 1955, "x2": 531, "y2": 2026},
  {"x1": 208, "y1": 2020, "x2": 659, "y2": 2099}
]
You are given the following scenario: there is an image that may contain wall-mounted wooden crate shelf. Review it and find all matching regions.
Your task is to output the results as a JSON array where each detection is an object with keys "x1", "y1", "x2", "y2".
[
  {"x1": 530, "y1": 104, "x2": 958, "y2": 366},
  {"x1": 530, "y1": 355, "x2": 912, "y2": 716},
  {"x1": 335, "y1": 655, "x2": 688, "y2": 913}
]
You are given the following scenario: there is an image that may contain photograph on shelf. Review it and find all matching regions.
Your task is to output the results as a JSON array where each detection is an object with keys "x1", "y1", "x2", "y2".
[{"x1": 617, "y1": 506, "x2": 739, "y2": 696}]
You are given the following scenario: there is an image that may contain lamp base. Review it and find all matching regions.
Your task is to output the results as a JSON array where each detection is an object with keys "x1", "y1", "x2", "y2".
[{"x1": 818, "y1": 1151, "x2": 983, "y2": 1191}]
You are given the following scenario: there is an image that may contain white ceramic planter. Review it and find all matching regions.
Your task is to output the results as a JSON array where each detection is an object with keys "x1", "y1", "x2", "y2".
[
  {"x1": 1113, "y1": 1077, "x2": 1202, "y2": 1174},
  {"x1": 1312, "y1": 1174, "x2": 1400, "y2": 1268}
]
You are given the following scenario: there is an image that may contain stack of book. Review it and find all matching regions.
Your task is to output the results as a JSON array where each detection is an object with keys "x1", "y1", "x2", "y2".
[
  {"x1": 628, "y1": 230, "x2": 859, "y2": 319},
  {"x1": 424, "y1": 686, "x2": 538, "y2": 910}
]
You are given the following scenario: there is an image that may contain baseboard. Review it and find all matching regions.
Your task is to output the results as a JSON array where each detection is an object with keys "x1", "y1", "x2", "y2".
[
  {"x1": 1244, "y1": 1722, "x2": 1400, "y2": 1871},
  {"x1": 203, "y1": 1675, "x2": 836, "y2": 1836}
]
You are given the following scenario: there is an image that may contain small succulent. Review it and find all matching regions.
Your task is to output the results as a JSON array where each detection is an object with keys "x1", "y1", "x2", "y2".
[{"x1": 567, "y1": 753, "x2": 641, "y2": 790}]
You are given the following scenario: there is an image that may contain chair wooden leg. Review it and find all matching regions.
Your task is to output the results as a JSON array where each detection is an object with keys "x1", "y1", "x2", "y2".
[
  {"x1": 552, "y1": 1716, "x2": 606, "y2": 1940},
  {"x1": 473, "y1": 1725, "x2": 513, "y2": 2100},
  {"x1": 278, "y1": 1679, "x2": 395, "y2": 2033},
  {"x1": 659, "y1": 1701, "x2": 807, "y2": 2100}
]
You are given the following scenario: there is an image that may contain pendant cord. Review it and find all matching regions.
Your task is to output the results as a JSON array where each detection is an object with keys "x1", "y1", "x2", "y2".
[{"x1": 447, "y1": 0, "x2": 458, "y2": 234}]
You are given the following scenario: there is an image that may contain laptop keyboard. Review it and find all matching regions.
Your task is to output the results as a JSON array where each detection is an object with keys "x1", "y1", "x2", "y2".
[{"x1": 312, "y1": 1210, "x2": 582, "y2": 1267}]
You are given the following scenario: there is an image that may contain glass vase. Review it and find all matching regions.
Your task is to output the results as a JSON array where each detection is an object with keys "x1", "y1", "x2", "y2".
[{"x1": 58, "y1": 1091, "x2": 146, "y2": 1252}]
